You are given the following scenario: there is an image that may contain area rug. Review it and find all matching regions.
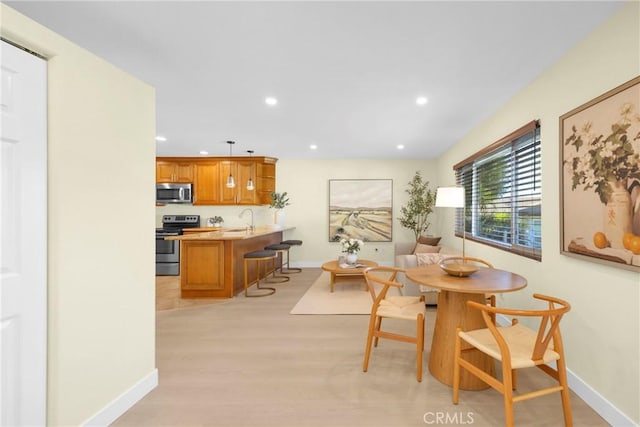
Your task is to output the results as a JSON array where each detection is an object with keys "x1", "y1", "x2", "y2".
[{"x1": 290, "y1": 271, "x2": 401, "y2": 315}]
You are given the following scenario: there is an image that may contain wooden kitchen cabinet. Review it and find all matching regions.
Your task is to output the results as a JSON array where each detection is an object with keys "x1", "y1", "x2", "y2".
[
  {"x1": 180, "y1": 240, "x2": 226, "y2": 298},
  {"x1": 193, "y1": 161, "x2": 221, "y2": 205},
  {"x1": 157, "y1": 156, "x2": 276, "y2": 205},
  {"x1": 156, "y1": 160, "x2": 194, "y2": 183},
  {"x1": 171, "y1": 228, "x2": 287, "y2": 298},
  {"x1": 220, "y1": 160, "x2": 257, "y2": 205},
  {"x1": 257, "y1": 160, "x2": 276, "y2": 205}
]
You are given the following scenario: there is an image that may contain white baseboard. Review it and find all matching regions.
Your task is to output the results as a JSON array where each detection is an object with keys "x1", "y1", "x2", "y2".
[
  {"x1": 495, "y1": 315, "x2": 635, "y2": 426},
  {"x1": 81, "y1": 368, "x2": 158, "y2": 427},
  {"x1": 566, "y1": 367, "x2": 636, "y2": 426}
]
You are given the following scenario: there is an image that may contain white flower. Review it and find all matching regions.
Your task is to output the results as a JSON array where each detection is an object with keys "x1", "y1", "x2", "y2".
[
  {"x1": 564, "y1": 103, "x2": 640, "y2": 204},
  {"x1": 340, "y1": 238, "x2": 363, "y2": 253},
  {"x1": 601, "y1": 142, "x2": 616, "y2": 159}
]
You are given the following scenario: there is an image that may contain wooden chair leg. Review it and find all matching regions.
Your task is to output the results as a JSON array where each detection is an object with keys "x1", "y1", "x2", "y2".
[
  {"x1": 452, "y1": 329, "x2": 462, "y2": 404},
  {"x1": 363, "y1": 315, "x2": 377, "y2": 372},
  {"x1": 416, "y1": 313, "x2": 424, "y2": 382},
  {"x1": 488, "y1": 294, "x2": 496, "y2": 323},
  {"x1": 374, "y1": 317, "x2": 382, "y2": 347},
  {"x1": 557, "y1": 356, "x2": 573, "y2": 426},
  {"x1": 502, "y1": 364, "x2": 515, "y2": 427}
]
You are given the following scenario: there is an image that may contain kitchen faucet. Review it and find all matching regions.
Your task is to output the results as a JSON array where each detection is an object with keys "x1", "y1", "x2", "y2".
[{"x1": 239, "y1": 208, "x2": 254, "y2": 232}]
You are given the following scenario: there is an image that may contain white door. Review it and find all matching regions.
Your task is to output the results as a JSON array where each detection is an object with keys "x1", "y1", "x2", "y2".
[{"x1": 0, "y1": 40, "x2": 47, "y2": 426}]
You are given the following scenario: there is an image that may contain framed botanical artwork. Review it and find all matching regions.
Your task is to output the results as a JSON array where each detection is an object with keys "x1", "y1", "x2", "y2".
[
  {"x1": 328, "y1": 179, "x2": 393, "y2": 242},
  {"x1": 560, "y1": 75, "x2": 640, "y2": 271}
]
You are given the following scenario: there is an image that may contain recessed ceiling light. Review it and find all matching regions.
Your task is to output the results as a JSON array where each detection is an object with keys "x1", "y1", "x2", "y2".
[
  {"x1": 310, "y1": 144, "x2": 318, "y2": 150},
  {"x1": 397, "y1": 144, "x2": 405, "y2": 150},
  {"x1": 416, "y1": 96, "x2": 428, "y2": 106},
  {"x1": 265, "y1": 97, "x2": 278, "y2": 106},
  {"x1": 199, "y1": 150, "x2": 209, "y2": 155},
  {"x1": 155, "y1": 135, "x2": 167, "y2": 142}
]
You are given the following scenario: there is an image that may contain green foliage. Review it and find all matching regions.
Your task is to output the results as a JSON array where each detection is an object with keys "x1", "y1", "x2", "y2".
[
  {"x1": 270, "y1": 191, "x2": 290, "y2": 209},
  {"x1": 398, "y1": 171, "x2": 435, "y2": 241},
  {"x1": 564, "y1": 103, "x2": 640, "y2": 204},
  {"x1": 477, "y1": 155, "x2": 509, "y2": 214}
]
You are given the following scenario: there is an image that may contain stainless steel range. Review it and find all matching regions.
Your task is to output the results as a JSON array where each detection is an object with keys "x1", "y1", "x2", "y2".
[{"x1": 155, "y1": 215, "x2": 200, "y2": 276}]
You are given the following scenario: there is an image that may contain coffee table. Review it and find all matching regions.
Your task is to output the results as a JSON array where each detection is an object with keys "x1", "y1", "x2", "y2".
[{"x1": 321, "y1": 259, "x2": 378, "y2": 292}]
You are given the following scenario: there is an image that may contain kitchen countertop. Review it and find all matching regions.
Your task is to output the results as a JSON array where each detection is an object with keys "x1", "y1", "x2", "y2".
[
  {"x1": 166, "y1": 226, "x2": 294, "y2": 241},
  {"x1": 182, "y1": 227, "x2": 223, "y2": 232}
]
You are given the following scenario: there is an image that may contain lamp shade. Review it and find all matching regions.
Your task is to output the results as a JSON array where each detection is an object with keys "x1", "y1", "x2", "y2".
[{"x1": 435, "y1": 186, "x2": 464, "y2": 208}]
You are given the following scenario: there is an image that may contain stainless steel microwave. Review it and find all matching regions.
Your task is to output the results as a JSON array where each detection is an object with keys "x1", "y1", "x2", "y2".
[{"x1": 156, "y1": 183, "x2": 193, "y2": 204}]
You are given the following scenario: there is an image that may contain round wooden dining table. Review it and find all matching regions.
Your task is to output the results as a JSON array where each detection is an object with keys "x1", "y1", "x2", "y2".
[{"x1": 406, "y1": 263, "x2": 527, "y2": 390}]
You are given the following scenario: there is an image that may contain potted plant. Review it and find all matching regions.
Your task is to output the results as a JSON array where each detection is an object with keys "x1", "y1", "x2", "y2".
[
  {"x1": 269, "y1": 191, "x2": 290, "y2": 209},
  {"x1": 398, "y1": 171, "x2": 435, "y2": 241},
  {"x1": 340, "y1": 238, "x2": 364, "y2": 264},
  {"x1": 208, "y1": 216, "x2": 224, "y2": 227},
  {"x1": 269, "y1": 191, "x2": 290, "y2": 226}
]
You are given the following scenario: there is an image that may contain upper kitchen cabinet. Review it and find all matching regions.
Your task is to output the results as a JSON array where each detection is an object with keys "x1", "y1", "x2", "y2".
[
  {"x1": 156, "y1": 160, "x2": 194, "y2": 183},
  {"x1": 193, "y1": 161, "x2": 221, "y2": 205},
  {"x1": 159, "y1": 156, "x2": 277, "y2": 205},
  {"x1": 257, "y1": 159, "x2": 276, "y2": 205},
  {"x1": 220, "y1": 159, "x2": 257, "y2": 205}
]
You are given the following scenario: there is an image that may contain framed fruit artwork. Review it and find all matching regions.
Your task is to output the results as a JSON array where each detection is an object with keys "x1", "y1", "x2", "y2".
[{"x1": 560, "y1": 75, "x2": 640, "y2": 271}]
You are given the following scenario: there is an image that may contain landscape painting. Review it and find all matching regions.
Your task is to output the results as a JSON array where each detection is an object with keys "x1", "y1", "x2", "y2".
[{"x1": 328, "y1": 179, "x2": 393, "y2": 242}]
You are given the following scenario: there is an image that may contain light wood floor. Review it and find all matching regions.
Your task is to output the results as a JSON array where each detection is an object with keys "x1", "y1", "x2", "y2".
[{"x1": 114, "y1": 269, "x2": 608, "y2": 426}]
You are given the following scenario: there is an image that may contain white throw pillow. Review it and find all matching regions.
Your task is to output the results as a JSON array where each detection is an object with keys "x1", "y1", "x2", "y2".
[{"x1": 415, "y1": 253, "x2": 445, "y2": 266}]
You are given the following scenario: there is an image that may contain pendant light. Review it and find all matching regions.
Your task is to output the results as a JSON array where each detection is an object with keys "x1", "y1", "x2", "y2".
[
  {"x1": 246, "y1": 150, "x2": 255, "y2": 191},
  {"x1": 226, "y1": 140, "x2": 236, "y2": 188}
]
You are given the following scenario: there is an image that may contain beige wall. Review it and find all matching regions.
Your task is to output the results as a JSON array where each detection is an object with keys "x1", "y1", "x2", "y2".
[
  {"x1": 4, "y1": 0, "x2": 638, "y2": 423},
  {"x1": 1, "y1": 5, "x2": 157, "y2": 426},
  {"x1": 436, "y1": 2, "x2": 640, "y2": 423},
  {"x1": 156, "y1": 158, "x2": 439, "y2": 267},
  {"x1": 275, "y1": 158, "x2": 439, "y2": 265}
]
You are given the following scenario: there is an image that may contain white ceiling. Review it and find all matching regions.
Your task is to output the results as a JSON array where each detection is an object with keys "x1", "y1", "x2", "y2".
[{"x1": 7, "y1": 1, "x2": 624, "y2": 159}]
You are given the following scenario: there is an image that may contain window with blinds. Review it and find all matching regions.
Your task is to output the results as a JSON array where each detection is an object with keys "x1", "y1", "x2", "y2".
[{"x1": 454, "y1": 121, "x2": 541, "y2": 260}]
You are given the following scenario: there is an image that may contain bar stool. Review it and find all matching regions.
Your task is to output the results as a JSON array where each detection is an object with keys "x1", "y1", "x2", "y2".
[
  {"x1": 280, "y1": 239, "x2": 303, "y2": 273},
  {"x1": 264, "y1": 243, "x2": 293, "y2": 281},
  {"x1": 243, "y1": 250, "x2": 277, "y2": 297}
]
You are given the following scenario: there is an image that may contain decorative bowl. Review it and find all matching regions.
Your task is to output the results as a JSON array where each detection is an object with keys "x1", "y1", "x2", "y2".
[{"x1": 439, "y1": 259, "x2": 479, "y2": 277}]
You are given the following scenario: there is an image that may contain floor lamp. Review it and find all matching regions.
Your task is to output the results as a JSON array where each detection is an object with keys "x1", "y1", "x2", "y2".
[{"x1": 435, "y1": 186, "x2": 478, "y2": 277}]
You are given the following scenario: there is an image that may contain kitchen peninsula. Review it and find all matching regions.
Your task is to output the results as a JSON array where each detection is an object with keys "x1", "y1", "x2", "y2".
[{"x1": 166, "y1": 226, "x2": 294, "y2": 298}]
